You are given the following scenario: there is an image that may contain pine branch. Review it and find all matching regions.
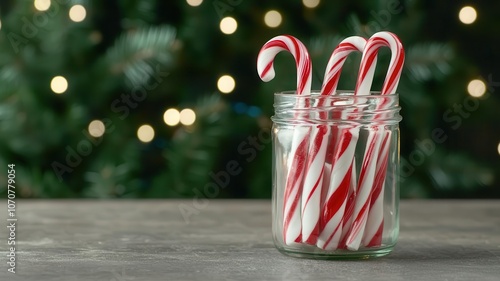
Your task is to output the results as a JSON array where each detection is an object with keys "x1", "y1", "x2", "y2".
[
  {"x1": 405, "y1": 43, "x2": 454, "y2": 82},
  {"x1": 345, "y1": 14, "x2": 373, "y2": 37},
  {"x1": 0, "y1": 61, "x2": 22, "y2": 93},
  {"x1": 0, "y1": 33, "x2": 29, "y2": 95},
  {"x1": 105, "y1": 25, "x2": 176, "y2": 87},
  {"x1": 84, "y1": 163, "x2": 137, "y2": 198},
  {"x1": 164, "y1": 95, "x2": 229, "y2": 195},
  {"x1": 83, "y1": 142, "x2": 142, "y2": 198},
  {"x1": 118, "y1": 0, "x2": 158, "y2": 28}
]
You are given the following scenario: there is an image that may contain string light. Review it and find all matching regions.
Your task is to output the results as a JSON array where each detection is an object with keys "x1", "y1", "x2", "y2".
[
  {"x1": 220, "y1": 17, "x2": 238, "y2": 35},
  {"x1": 69, "y1": 5, "x2": 86, "y2": 22},
  {"x1": 186, "y1": 0, "x2": 203, "y2": 7},
  {"x1": 163, "y1": 108, "x2": 180, "y2": 126},
  {"x1": 34, "y1": 0, "x2": 51, "y2": 11},
  {"x1": 180, "y1": 109, "x2": 196, "y2": 126},
  {"x1": 467, "y1": 79, "x2": 486, "y2": 98},
  {"x1": 217, "y1": 75, "x2": 236, "y2": 94},
  {"x1": 50, "y1": 76, "x2": 68, "y2": 94},
  {"x1": 264, "y1": 10, "x2": 282, "y2": 28},
  {"x1": 233, "y1": 102, "x2": 247, "y2": 114},
  {"x1": 459, "y1": 6, "x2": 477, "y2": 24},
  {"x1": 247, "y1": 106, "x2": 262, "y2": 117},
  {"x1": 137, "y1": 125, "x2": 155, "y2": 143},
  {"x1": 302, "y1": 0, "x2": 320, "y2": 8},
  {"x1": 88, "y1": 120, "x2": 105, "y2": 138}
]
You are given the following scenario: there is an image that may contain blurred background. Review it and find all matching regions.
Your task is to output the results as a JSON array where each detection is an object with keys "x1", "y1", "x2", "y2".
[{"x1": 0, "y1": 0, "x2": 498, "y2": 199}]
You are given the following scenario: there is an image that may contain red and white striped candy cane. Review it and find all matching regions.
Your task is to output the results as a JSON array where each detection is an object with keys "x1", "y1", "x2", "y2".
[
  {"x1": 345, "y1": 31, "x2": 405, "y2": 250},
  {"x1": 362, "y1": 32, "x2": 404, "y2": 248},
  {"x1": 338, "y1": 158, "x2": 358, "y2": 249},
  {"x1": 299, "y1": 37, "x2": 368, "y2": 245},
  {"x1": 301, "y1": 124, "x2": 329, "y2": 245},
  {"x1": 257, "y1": 35, "x2": 312, "y2": 245},
  {"x1": 362, "y1": 129, "x2": 392, "y2": 247},
  {"x1": 257, "y1": 35, "x2": 312, "y2": 96},
  {"x1": 321, "y1": 36, "x2": 372, "y2": 97},
  {"x1": 315, "y1": 36, "x2": 373, "y2": 250}
]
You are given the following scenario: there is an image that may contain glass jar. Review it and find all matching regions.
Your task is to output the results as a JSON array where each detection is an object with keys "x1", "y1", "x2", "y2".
[{"x1": 271, "y1": 91, "x2": 401, "y2": 259}]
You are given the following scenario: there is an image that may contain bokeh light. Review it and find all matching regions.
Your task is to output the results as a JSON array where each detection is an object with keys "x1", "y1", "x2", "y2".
[
  {"x1": 180, "y1": 109, "x2": 196, "y2": 126},
  {"x1": 69, "y1": 5, "x2": 87, "y2": 22},
  {"x1": 50, "y1": 76, "x2": 68, "y2": 94},
  {"x1": 186, "y1": 0, "x2": 203, "y2": 7},
  {"x1": 34, "y1": 0, "x2": 51, "y2": 11},
  {"x1": 264, "y1": 10, "x2": 282, "y2": 28},
  {"x1": 137, "y1": 125, "x2": 155, "y2": 143},
  {"x1": 217, "y1": 75, "x2": 236, "y2": 94},
  {"x1": 302, "y1": 0, "x2": 320, "y2": 8},
  {"x1": 459, "y1": 6, "x2": 477, "y2": 24},
  {"x1": 163, "y1": 108, "x2": 180, "y2": 126},
  {"x1": 88, "y1": 120, "x2": 105, "y2": 138},
  {"x1": 467, "y1": 79, "x2": 486, "y2": 98},
  {"x1": 220, "y1": 17, "x2": 238, "y2": 35}
]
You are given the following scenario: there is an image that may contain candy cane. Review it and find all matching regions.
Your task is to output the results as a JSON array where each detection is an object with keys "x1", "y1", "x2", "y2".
[
  {"x1": 345, "y1": 31, "x2": 405, "y2": 250},
  {"x1": 315, "y1": 36, "x2": 374, "y2": 250},
  {"x1": 361, "y1": 32, "x2": 404, "y2": 248},
  {"x1": 257, "y1": 35, "x2": 312, "y2": 96},
  {"x1": 321, "y1": 36, "x2": 373, "y2": 97},
  {"x1": 338, "y1": 158, "x2": 357, "y2": 249},
  {"x1": 257, "y1": 35, "x2": 312, "y2": 245},
  {"x1": 301, "y1": 124, "x2": 329, "y2": 244},
  {"x1": 363, "y1": 129, "x2": 391, "y2": 247},
  {"x1": 299, "y1": 37, "x2": 368, "y2": 245}
]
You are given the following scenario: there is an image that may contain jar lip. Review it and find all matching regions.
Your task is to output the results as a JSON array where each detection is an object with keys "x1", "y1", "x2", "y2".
[{"x1": 274, "y1": 90, "x2": 398, "y2": 97}]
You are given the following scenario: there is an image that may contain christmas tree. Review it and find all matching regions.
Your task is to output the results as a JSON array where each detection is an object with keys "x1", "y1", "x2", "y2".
[{"x1": 0, "y1": 0, "x2": 498, "y2": 199}]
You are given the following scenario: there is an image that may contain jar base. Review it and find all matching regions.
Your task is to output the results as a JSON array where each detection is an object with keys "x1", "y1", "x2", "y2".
[{"x1": 276, "y1": 245, "x2": 394, "y2": 260}]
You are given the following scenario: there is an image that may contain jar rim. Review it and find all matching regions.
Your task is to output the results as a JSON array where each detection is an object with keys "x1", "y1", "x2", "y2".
[
  {"x1": 272, "y1": 90, "x2": 402, "y2": 124},
  {"x1": 274, "y1": 90, "x2": 398, "y2": 97}
]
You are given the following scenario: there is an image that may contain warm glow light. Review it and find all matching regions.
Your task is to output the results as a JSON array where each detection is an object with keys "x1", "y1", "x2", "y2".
[
  {"x1": 163, "y1": 108, "x2": 180, "y2": 126},
  {"x1": 69, "y1": 5, "x2": 86, "y2": 22},
  {"x1": 180, "y1": 109, "x2": 196, "y2": 126},
  {"x1": 0, "y1": 19, "x2": 2, "y2": 30},
  {"x1": 302, "y1": 0, "x2": 320, "y2": 8},
  {"x1": 50, "y1": 76, "x2": 68, "y2": 94},
  {"x1": 88, "y1": 120, "x2": 105, "y2": 138},
  {"x1": 186, "y1": 0, "x2": 203, "y2": 7},
  {"x1": 220, "y1": 17, "x2": 238, "y2": 35},
  {"x1": 34, "y1": 0, "x2": 51, "y2": 11},
  {"x1": 137, "y1": 125, "x2": 155, "y2": 143},
  {"x1": 467, "y1": 79, "x2": 486, "y2": 98},
  {"x1": 497, "y1": 142, "x2": 500, "y2": 156},
  {"x1": 217, "y1": 75, "x2": 235, "y2": 94},
  {"x1": 459, "y1": 6, "x2": 477, "y2": 24},
  {"x1": 264, "y1": 10, "x2": 282, "y2": 28}
]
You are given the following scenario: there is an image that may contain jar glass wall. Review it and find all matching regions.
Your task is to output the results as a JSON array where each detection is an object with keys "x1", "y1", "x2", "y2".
[{"x1": 271, "y1": 91, "x2": 401, "y2": 259}]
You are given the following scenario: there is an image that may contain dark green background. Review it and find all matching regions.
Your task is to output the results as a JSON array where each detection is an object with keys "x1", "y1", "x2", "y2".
[{"x1": 0, "y1": 0, "x2": 498, "y2": 199}]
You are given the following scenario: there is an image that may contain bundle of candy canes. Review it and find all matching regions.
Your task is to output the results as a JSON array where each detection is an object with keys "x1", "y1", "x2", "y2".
[{"x1": 257, "y1": 32, "x2": 404, "y2": 251}]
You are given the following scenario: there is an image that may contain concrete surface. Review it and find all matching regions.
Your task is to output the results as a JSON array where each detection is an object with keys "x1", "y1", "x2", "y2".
[{"x1": 0, "y1": 200, "x2": 499, "y2": 281}]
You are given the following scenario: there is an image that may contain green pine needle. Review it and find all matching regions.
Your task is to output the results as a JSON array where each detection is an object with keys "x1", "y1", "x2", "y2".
[
  {"x1": 164, "y1": 95, "x2": 229, "y2": 195},
  {"x1": 105, "y1": 25, "x2": 176, "y2": 87},
  {"x1": 405, "y1": 43, "x2": 454, "y2": 82}
]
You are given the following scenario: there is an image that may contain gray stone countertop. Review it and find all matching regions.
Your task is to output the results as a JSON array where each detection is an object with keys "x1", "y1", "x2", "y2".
[{"x1": 0, "y1": 200, "x2": 499, "y2": 281}]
